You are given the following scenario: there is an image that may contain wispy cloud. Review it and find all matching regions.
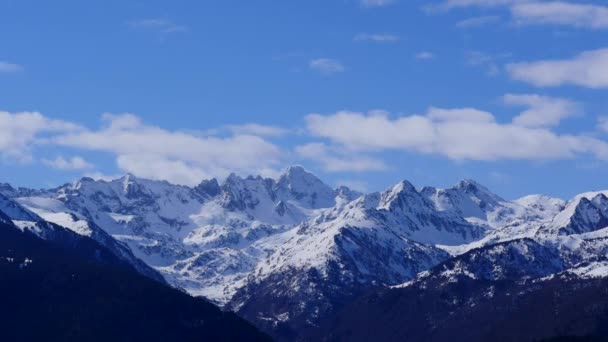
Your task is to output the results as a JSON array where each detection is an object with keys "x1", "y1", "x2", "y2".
[
  {"x1": 465, "y1": 51, "x2": 511, "y2": 76},
  {"x1": 598, "y1": 117, "x2": 608, "y2": 133},
  {"x1": 416, "y1": 52, "x2": 435, "y2": 60},
  {"x1": 309, "y1": 58, "x2": 345, "y2": 75},
  {"x1": 42, "y1": 156, "x2": 94, "y2": 170},
  {"x1": 426, "y1": 0, "x2": 518, "y2": 13},
  {"x1": 431, "y1": 0, "x2": 608, "y2": 30},
  {"x1": 510, "y1": 2, "x2": 608, "y2": 29},
  {"x1": 296, "y1": 142, "x2": 387, "y2": 172},
  {"x1": 128, "y1": 18, "x2": 189, "y2": 34},
  {"x1": 360, "y1": 0, "x2": 395, "y2": 8},
  {"x1": 456, "y1": 15, "x2": 501, "y2": 28},
  {"x1": 0, "y1": 61, "x2": 23, "y2": 73},
  {"x1": 507, "y1": 48, "x2": 608, "y2": 88},
  {"x1": 354, "y1": 33, "x2": 400, "y2": 42},
  {"x1": 224, "y1": 123, "x2": 289, "y2": 137}
]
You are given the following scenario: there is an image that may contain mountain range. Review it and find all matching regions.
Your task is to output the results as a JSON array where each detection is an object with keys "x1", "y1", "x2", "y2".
[
  {"x1": 0, "y1": 196, "x2": 270, "y2": 341},
  {"x1": 2, "y1": 166, "x2": 608, "y2": 341}
]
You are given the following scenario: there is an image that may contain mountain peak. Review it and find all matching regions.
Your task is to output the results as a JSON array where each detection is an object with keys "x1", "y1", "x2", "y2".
[
  {"x1": 395, "y1": 180, "x2": 417, "y2": 193},
  {"x1": 454, "y1": 179, "x2": 504, "y2": 203},
  {"x1": 195, "y1": 178, "x2": 221, "y2": 197},
  {"x1": 381, "y1": 180, "x2": 417, "y2": 198},
  {"x1": 278, "y1": 165, "x2": 319, "y2": 185},
  {"x1": 456, "y1": 179, "x2": 485, "y2": 192},
  {"x1": 592, "y1": 193, "x2": 608, "y2": 206},
  {"x1": 283, "y1": 165, "x2": 308, "y2": 176},
  {"x1": 276, "y1": 166, "x2": 334, "y2": 209},
  {"x1": 278, "y1": 165, "x2": 315, "y2": 183},
  {"x1": 223, "y1": 172, "x2": 242, "y2": 186},
  {"x1": 378, "y1": 180, "x2": 422, "y2": 210},
  {"x1": 335, "y1": 186, "x2": 363, "y2": 202},
  {"x1": 120, "y1": 173, "x2": 140, "y2": 183},
  {"x1": 0, "y1": 182, "x2": 15, "y2": 192},
  {"x1": 547, "y1": 192, "x2": 608, "y2": 235}
]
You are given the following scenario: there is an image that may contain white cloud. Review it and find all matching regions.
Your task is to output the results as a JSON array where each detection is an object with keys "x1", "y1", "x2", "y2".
[
  {"x1": 360, "y1": 0, "x2": 395, "y2": 8},
  {"x1": 507, "y1": 48, "x2": 608, "y2": 88},
  {"x1": 305, "y1": 108, "x2": 608, "y2": 161},
  {"x1": 598, "y1": 117, "x2": 608, "y2": 133},
  {"x1": 0, "y1": 111, "x2": 286, "y2": 185},
  {"x1": 456, "y1": 15, "x2": 501, "y2": 28},
  {"x1": 53, "y1": 113, "x2": 283, "y2": 185},
  {"x1": 433, "y1": 0, "x2": 608, "y2": 29},
  {"x1": 296, "y1": 142, "x2": 387, "y2": 172},
  {"x1": 224, "y1": 123, "x2": 288, "y2": 137},
  {"x1": 354, "y1": 33, "x2": 400, "y2": 42},
  {"x1": 504, "y1": 93, "x2": 582, "y2": 127},
  {"x1": 416, "y1": 52, "x2": 435, "y2": 60},
  {"x1": 429, "y1": 0, "x2": 521, "y2": 12},
  {"x1": 42, "y1": 156, "x2": 94, "y2": 170},
  {"x1": 0, "y1": 111, "x2": 81, "y2": 162},
  {"x1": 116, "y1": 154, "x2": 207, "y2": 186},
  {"x1": 306, "y1": 110, "x2": 436, "y2": 152},
  {"x1": 0, "y1": 62, "x2": 23, "y2": 73},
  {"x1": 83, "y1": 172, "x2": 123, "y2": 182},
  {"x1": 128, "y1": 19, "x2": 189, "y2": 34},
  {"x1": 427, "y1": 107, "x2": 495, "y2": 123},
  {"x1": 309, "y1": 58, "x2": 345, "y2": 74},
  {"x1": 510, "y1": 2, "x2": 608, "y2": 29}
]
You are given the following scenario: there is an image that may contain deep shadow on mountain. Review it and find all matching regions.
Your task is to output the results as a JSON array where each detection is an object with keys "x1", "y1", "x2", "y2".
[
  {"x1": 309, "y1": 274, "x2": 608, "y2": 342},
  {"x1": 0, "y1": 216, "x2": 271, "y2": 342},
  {"x1": 541, "y1": 337, "x2": 608, "y2": 342}
]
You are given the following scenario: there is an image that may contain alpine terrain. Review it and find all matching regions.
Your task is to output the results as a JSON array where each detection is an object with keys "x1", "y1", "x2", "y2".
[{"x1": 2, "y1": 167, "x2": 608, "y2": 341}]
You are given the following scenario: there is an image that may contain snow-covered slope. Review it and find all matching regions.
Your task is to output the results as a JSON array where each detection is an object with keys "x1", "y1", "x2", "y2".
[
  {"x1": 226, "y1": 181, "x2": 491, "y2": 337},
  {"x1": 0, "y1": 193, "x2": 163, "y2": 281},
  {"x1": 3, "y1": 169, "x2": 608, "y2": 340},
  {"x1": 252, "y1": 180, "x2": 484, "y2": 281},
  {"x1": 398, "y1": 238, "x2": 565, "y2": 288},
  {"x1": 3, "y1": 166, "x2": 359, "y2": 303},
  {"x1": 422, "y1": 180, "x2": 510, "y2": 228},
  {"x1": 422, "y1": 180, "x2": 565, "y2": 231},
  {"x1": 0, "y1": 193, "x2": 40, "y2": 222},
  {"x1": 543, "y1": 191, "x2": 608, "y2": 236}
]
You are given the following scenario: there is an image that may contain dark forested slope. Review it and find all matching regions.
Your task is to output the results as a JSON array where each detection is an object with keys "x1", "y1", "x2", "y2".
[{"x1": 0, "y1": 214, "x2": 271, "y2": 342}]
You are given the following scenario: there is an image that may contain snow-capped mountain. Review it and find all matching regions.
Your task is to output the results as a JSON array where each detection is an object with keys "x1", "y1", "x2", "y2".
[
  {"x1": 1, "y1": 166, "x2": 360, "y2": 303},
  {"x1": 0, "y1": 193, "x2": 164, "y2": 282},
  {"x1": 0, "y1": 193, "x2": 40, "y2": 222},
  {"x1": 316, "y1": 254, "x2": 608, "y2": 342},
  {"x1": 397, "y1": 238, "x2": 565, "y2": 288},
  {"x1": 227, "y1": 180, "x2": 488, "y2": 337},
  {"x1": 0, "y1": 205, "x2": 271, "y2": 342},
  {"x1": 543, "y1": 191, "x2": 608, "y2": 236},
  {"x1": 2, "y1": 168, "x2": 608, "y2": 340}
]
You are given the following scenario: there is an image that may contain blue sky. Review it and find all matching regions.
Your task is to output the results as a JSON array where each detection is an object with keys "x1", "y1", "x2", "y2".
[{"x1": 1, "y1": 0, "x2": 608, "y2": 199}]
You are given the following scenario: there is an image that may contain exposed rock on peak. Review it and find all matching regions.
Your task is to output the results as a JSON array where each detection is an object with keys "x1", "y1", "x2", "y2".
[{"x1": 275, "y1": 166, "x2": 335, "y2": 209}]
